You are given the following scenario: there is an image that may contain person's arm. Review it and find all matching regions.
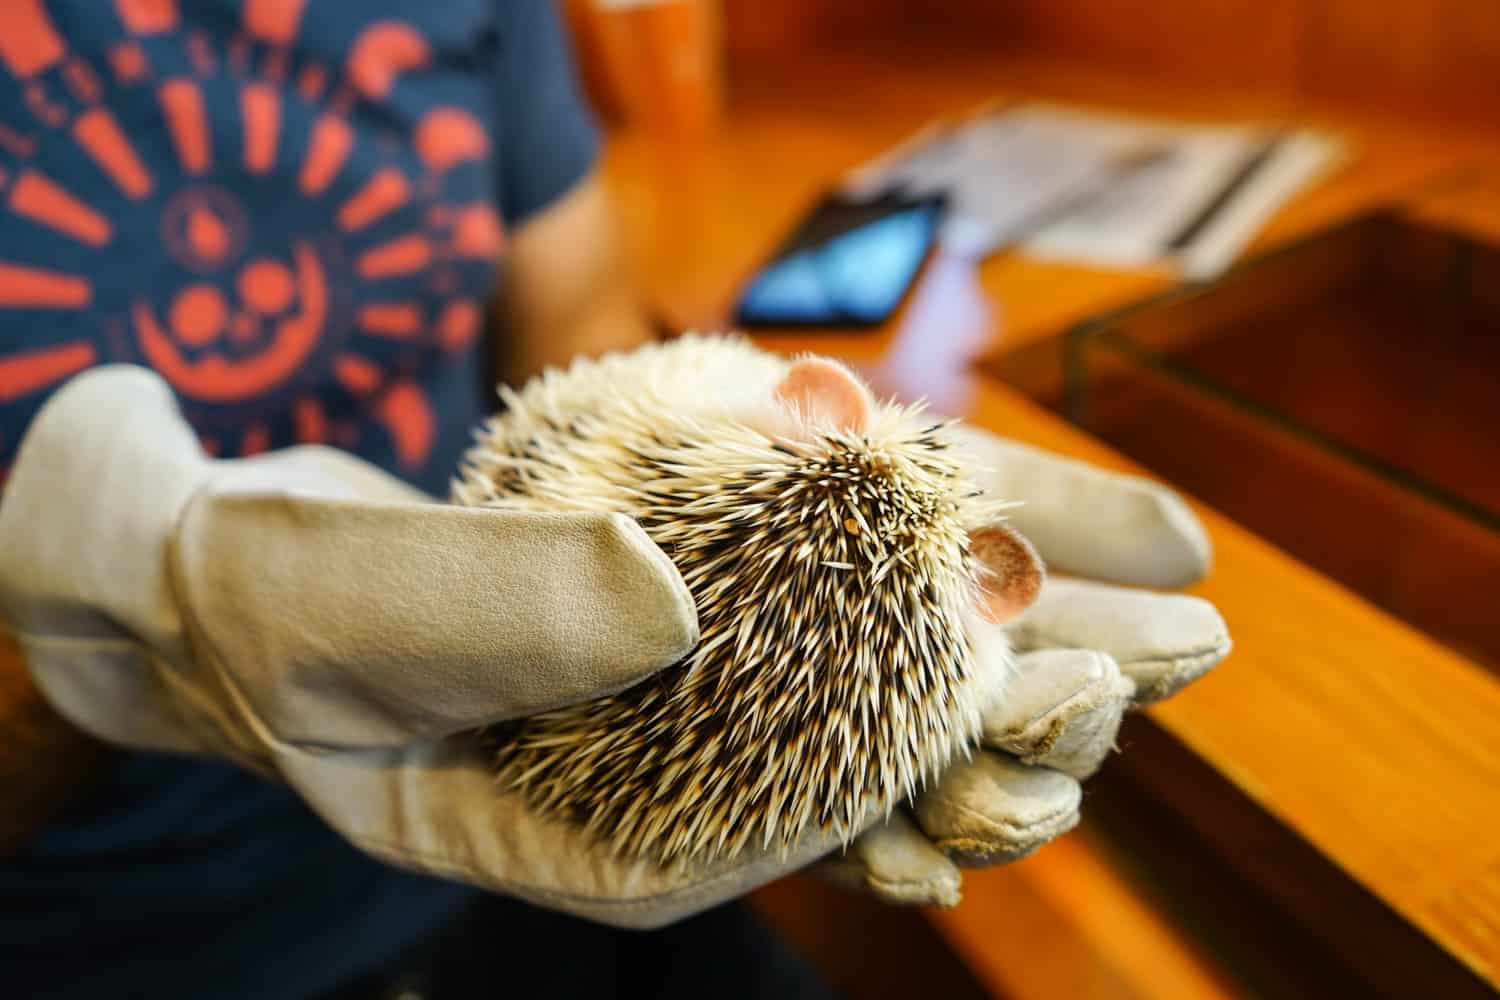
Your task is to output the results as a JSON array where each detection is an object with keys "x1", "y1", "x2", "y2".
[
  {"x1": 492, "y1": 168, "x2": 658, "y2": 387},
  {"x1": 0, "y1": 169, "x2": 641, "y2": 858},
  {"x1": 0, "y1": 631, "x2": 109, "y2": 855},
  {"x1": 0, "y1": 365, "x2": 701, "y2": 916}
]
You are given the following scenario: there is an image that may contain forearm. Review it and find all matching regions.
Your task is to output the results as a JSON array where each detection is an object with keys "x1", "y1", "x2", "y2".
[
  {"x1": 0, "y1": 630, "x2": 111, "y2": 855},
  {"x1": 496, "y1": 271, "x2": 655, "y2": 386},
  {"x1": 492, "y1": 169, "x2": 659, "y2": 386}
]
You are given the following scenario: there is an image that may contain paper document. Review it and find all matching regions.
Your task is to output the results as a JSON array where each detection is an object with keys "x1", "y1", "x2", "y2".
[{"x1": 841, "y1": 101, "x2": 1348, "y2": 278}]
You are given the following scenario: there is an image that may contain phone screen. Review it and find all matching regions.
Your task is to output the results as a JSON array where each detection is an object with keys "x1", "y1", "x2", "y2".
[{"x1": 734, "y1": 193, "x2": 945, "y2": 327}]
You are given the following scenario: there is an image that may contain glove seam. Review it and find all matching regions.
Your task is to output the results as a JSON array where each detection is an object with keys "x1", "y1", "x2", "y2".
[
  {"x1": 340, "y1": 829, "x2": 755, "y2": 916},
  {"x1": 163, "y1": 484, "x2": 295, "y2": 769},
  {"x1": 1021, "y1": 698, "x2": 1121, "y2": 778},
  {"x1": 341, "y1": 816, "x2": 856, "y2": 918},
  {"x1": 3, "y1": 629, "x2": 139, "y2": 653},
  {"x1": 1114, "y1": 640, "x2": 1231, "y2": 670},
  {"x1": 864, "y1": 869, "x2": 961, "y2": 907},
  {"x1": 985, "y1": 671, "x2": 1117, "y2": 748},
  {"x1": 926, "y1": 789, "x2": 1078, "y2": 844},
  {"x1": 932, "y1": 800, "x2": 1080, "y2": 863},
  {"x1": 867, "y1": 872, "x2": 949, "y2": 893},
  {"x1": 1126, "y1": 639, "x2": 1232, "y2": 705},
  {"x1": 6, "y1": 628, "x2": 261, "y2": 764},
  {"x1": 1012, "y1": 634, "x2": 1228, "y2": 671}
]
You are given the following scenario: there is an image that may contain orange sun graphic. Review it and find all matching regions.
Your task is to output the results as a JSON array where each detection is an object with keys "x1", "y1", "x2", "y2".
[{"x1": 0, "y1": 0, "x2": 503, "y2": 469}]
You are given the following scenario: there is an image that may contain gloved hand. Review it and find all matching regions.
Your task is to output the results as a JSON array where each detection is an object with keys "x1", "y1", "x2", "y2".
[
  {"x1": 817, "y1": 422, "x2": 1231, "y2": 906},
  {"x1": 0, "y1": 367, "x2": 1228, "y2": 926},
  {"x1": 0, "y1": 366, "x2": 801, "y2": 926}
]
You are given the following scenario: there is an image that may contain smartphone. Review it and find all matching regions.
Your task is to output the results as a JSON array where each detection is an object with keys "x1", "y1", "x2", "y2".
[{"x1": 733, "y1": 191, "x2": 945, "y2": 328}]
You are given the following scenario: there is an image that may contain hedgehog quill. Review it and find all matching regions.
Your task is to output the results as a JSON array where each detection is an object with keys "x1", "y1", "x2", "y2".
[{"x1": 453, "y1": 335, "x2": 1042, "y2": 866}]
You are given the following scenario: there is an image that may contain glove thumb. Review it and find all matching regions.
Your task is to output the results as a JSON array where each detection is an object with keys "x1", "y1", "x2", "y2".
[{"x1": 171, "y1": 493, "x2": 700, "y2": 748}]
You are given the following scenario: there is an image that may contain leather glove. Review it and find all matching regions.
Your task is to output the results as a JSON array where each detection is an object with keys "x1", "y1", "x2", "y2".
[
  {"x1": 0, "y1": 366, "x2": 826, "y2": 928},
  {"x1": 0, "y1": 367, "x2": 1226, "y2": 926},
  {"x1": 817, "y1": 423, "x2": 1232, "y2": 906},
  {"x1": 1, "y1": 366, "x2": 1023, "y2": 928},
  {"x1": 0, "y1": 366, "x2": 949, "y2": 929}
]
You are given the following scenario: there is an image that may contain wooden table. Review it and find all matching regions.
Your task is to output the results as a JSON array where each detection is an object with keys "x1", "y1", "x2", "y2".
[
  {"x1": 601, "y1": 44, "x2": 1500, "y2": 998},
  {"x1": 605, "y1": 44, "x2": 1500, "y2": 354}
]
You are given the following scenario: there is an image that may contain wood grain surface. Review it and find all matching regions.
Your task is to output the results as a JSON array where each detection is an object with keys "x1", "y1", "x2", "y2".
[{"x1": 600, "y1": 47, "x2": 1500, "y2": 993}]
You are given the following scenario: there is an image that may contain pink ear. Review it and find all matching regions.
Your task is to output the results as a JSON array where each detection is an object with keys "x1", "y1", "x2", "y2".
[
  {"x1": 773, "y1": 357, "x2": 873, "y2": 435},
  {"x1": 970, "y1": 524, "x2": 1045, "y2": 625}
]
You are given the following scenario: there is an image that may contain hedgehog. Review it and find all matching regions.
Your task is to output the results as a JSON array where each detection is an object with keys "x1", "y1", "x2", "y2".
[{"x1": 452, "y1": 335, "x2": 1043, "y2": 866}]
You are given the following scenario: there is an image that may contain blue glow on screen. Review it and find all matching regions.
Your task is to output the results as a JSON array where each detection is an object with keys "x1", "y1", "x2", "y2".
[{"x1": 738, "y1": 206, "x2": 936, "y2": 324}]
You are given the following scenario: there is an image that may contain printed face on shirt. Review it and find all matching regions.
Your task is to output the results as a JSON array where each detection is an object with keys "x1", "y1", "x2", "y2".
[{"x1": 0, "y1": 0, "x2": 512, "y2": 484}]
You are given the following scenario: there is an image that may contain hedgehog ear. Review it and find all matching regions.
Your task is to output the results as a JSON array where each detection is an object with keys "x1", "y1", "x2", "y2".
[
  {"x1": 970, "y1": 523, "x2": 1045, "y2": 625},
  {"x1": 773, "y1": 357, "x2": 874, "y2": 435}
]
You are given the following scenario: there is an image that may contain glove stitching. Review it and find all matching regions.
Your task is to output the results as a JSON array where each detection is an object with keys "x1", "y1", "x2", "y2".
[
  {"x1": 926, "y1": 786, "x2": 1078, "y2": 849},
  {"x1": 342, "y1": 829, "x2": 797, "y2": 918},
  {"x1": 1126, "y1": 640, "x2": 1231, "y2": 705},
  {"x1": 162, "y1": 493, "x2": 297, "y2": 769},
  {"x1": 342, "y1": 803, "x2": 873, "y2": 920},
  {"x1": 1022, "y1": 700, "x2": 1118, "y2": 779},
  {"x1": 863, "y1": 869, "x2": 961, "y2": 907},
  {"x1": 1114, "y1": 640, "x2": 1231, "y2": 671},
  {"x1": 932, "y1": 800, "x2": 1080, "y2": 863},
  {"x1": 5, "y1": 629, "x2": 273, "y2": 767},
  {"x1": 4, "y1": 629, "x2": 138, "y2": 653},
  {"x1": 986, "y1": 677, "x2": 1113, "y2": 751}
]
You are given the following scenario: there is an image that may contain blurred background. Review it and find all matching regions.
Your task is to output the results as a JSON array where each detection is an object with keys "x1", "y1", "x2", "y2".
[{"x1": 555, "y1": 2, "x2": 1500, "y2": 998}]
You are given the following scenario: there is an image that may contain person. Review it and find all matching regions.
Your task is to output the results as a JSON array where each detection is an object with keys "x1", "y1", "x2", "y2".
[{"x1": 0, "y1": 2, "x2": 1231, "y2": 997}]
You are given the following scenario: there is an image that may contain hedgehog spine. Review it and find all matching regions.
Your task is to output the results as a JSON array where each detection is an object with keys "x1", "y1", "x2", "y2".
[{"x1": 454, "y1": 335, "x2": 1014, "y2": 864}]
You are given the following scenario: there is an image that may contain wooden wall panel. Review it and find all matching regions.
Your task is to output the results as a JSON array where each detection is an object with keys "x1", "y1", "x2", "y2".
[
  {"x1": 720, "y1": 0, "x2": 909, "y2": 59},
  {"x1": 1302, "y1": 0, "x2": 1500, "y2": 120},
  {"x1": 1302, "y1": 2, "x2": 1447, "y2": 111},
  {"x1": 709, "y1": 0, "x2": 1500, "y2": 122},
  {"x1": 940, "y1": 0, "x2": 1306, "y2": 94}
]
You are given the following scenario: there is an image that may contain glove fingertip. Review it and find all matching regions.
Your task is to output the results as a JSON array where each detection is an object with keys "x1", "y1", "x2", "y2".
[
  {"x1": 1150, "y1": 487, "x2": 1214, "y2": 587},
  {"x1": 597, "y1": 512, "x2": 701, "y2": 673},
  {"x1": 1129, "y1": 634, "x2": 1233, "y2": 706},
  {"x1": 915, "y1": 754, "x2": 1082, "y2": 867},
  {"x1": 830, "y1": 814, "x2": 964, "y2": 907}
]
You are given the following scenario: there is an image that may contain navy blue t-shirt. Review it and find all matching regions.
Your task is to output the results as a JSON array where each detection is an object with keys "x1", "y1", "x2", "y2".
[{"x1": 0, "y1": 1, "x2": 598, "y2": 996}]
